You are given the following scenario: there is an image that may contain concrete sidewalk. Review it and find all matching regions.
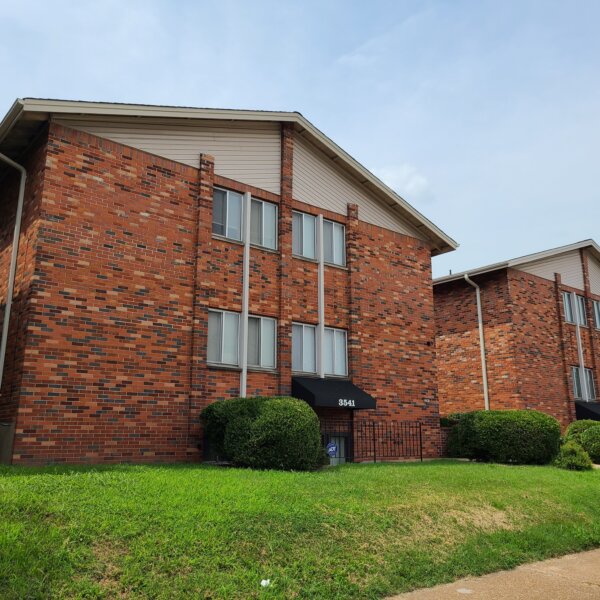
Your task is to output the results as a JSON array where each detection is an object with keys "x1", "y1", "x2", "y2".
[{"x1": 389, "y1": 549, "x2": 600, "y2": 599}]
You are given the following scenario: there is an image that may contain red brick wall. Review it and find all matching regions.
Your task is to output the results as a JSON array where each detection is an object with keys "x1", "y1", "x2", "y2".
[
  {"x1": 435, "y1": 264, "x2": 600, "y2": 428},
  {"x1": 5, "y1": 122, "x2": 442, "y2": 463}
]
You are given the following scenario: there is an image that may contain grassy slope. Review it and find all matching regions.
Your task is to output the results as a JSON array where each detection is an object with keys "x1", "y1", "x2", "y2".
[{"x1": 0, "y1": 461, "x2": 599, "y2": 599}]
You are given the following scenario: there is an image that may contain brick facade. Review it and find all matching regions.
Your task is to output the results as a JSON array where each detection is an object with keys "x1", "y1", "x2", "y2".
[
  {"x1": 434, "y1": 261, "x2": 600, "y2": 427},
  {"x1": 0, "y1": 121, "x2": 443, "y2": 464}
]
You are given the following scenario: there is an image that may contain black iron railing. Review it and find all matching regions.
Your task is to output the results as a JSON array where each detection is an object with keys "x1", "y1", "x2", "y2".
[{"x1": 321, "y1": 419, "x2": 422, "y2": 463}]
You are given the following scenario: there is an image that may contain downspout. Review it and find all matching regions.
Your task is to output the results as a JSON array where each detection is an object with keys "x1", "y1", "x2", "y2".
[
  {"x1": 0, "y1": 153, "x2": 27, "y2": 393},
  {"x1": 317, "y1": 215, "x2": 325, "y2": 378},
  {"x1": 239, "y1": 192, "x2": 252, "y2": 397},
  {"x1": 464, "y1": 274, "x2": 490, "y2": 410}
]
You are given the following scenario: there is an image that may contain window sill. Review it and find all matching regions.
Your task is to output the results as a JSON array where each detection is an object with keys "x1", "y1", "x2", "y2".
[
  {"x1": 291, "y1": 372, "x2": 349, "y2": 379},
  {"x1": 247, "y1": 366, "x2": 278, "y2": 374},
  {"x1": 211, "y1": 234, "x2": 279, "y2": 254},
  {"x1": 207, "y1": 362, "x2": 241, "y2": 372}
]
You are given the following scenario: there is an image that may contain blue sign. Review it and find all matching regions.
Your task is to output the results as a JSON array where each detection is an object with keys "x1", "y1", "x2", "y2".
[{"x1": 326, "y1": 441, "x2": 338, "y2": 458}]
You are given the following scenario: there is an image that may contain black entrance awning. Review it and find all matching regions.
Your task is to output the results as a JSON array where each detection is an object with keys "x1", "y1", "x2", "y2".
[
  {"x1": 292, "y1": 377, "x2": 376, "y2": 409},
  {"x1": 575, "y1": 401, "x2": 600, "y2": 421}
]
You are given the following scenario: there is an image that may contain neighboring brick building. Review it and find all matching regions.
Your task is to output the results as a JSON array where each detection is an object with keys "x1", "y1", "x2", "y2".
[
  {"x1": 0, "y1": 98, "x2": 457, "y2": 464},
  {"x1": 434, "y1": 240, "x2": 600, "y2": 427}
]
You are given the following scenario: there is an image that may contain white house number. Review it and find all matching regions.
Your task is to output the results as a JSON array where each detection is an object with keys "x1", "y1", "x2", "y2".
[{"x1": 338, "y1": 398, "x2": 356, "y2": 407}]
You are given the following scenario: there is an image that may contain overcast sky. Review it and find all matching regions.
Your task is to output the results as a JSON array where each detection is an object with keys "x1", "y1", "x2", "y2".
[{"x1": 2, "y1": 0, "x2": 598, "y2": 277}]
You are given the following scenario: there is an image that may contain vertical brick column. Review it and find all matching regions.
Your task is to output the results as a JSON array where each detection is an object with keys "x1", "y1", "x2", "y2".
[
  {"x1": 278, "y1": 125, "x2": 294, "y2": 395},
  {"x1": 554, "y1": 273, "x2": 574, "y2": 422},
  {"x1": 580, "y1": 250, "x2": 598, "y2": 380},
  {"x1": 189, "y1": 153, "x2": 215, "y2": 457},
  {"x1": 346, "y1": 203, "x2": 361, "y2": 384}
]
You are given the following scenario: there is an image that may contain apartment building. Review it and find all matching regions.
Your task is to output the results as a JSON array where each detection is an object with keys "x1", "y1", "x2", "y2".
[
  {"x1": 0, "y1": 99, "x2": 457, "y2": 464},
  {"x1": 434, "y1": 240, "x2": 600, "y2": 426}
]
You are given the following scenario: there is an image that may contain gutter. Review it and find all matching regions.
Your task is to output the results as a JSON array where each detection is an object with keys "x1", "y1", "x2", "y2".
[
  {"x1": 239, "y1": 192, "x2": 252, "y2": 397},
  {"x1": 0, "y1": 152, "x2": 27, "y2": 393},
  {"x1": 464, "y1": 274, "x2": 490, "y2": 410}
]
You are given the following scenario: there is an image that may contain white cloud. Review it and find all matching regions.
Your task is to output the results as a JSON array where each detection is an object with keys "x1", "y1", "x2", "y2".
[{"x1": 372, "y1": 163, "x2": 435, "y2": 205}]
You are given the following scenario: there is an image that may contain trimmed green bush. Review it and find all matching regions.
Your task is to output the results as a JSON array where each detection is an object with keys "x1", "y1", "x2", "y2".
[
  {"x1": 553, "y1": 441, "x2": 593, "y2": 471},
  {"x1": 580, "y1": 427, "x2": 600, "y2": 464},
  {"x1": 447, "y1": 410, "x2": 561, "y2": 464},
  {"x1": 564, "y1": 420, "x2": 600, "y2": 446},
  {"x1": 201, "y1": 396, "x2": 322, "y2": 471}
]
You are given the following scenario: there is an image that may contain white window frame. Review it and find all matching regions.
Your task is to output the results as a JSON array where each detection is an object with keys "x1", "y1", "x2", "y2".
[
  {"x1": 324, "y1": 326, "x2": 348, "y2": 376},
  {"x1": 292, "y1": 211, "x2": 317, "y2": 260},
  {"x1": 212, "y1": 187, "x2": 243, "y2": 242},
  {"x1": 323, "y1": 219, "x2": 346, "y2": 267},
  {"x1": 587, "y1": 369, "x2": 597, "y2": 400},
  {"x1": 576, "y1": 294, "x2": 588, "y2": 326},
  {"x1": 563, "y1": 291, "x2": 575, "y2": 323},
  {"x1": 592, "y1": 300, "x2": 600, "y2": 329},
  {"x1": 292, "y1": 322, "x2": 317, "y2": 373},
  {"x1": 250, "y1": 198, "x2": 278, "y2": 250},
  {"x1": 247, "y1": 315, "x2": 277, "y2": 369},
  {"x1": 207, "y1": 309, "x2": 240, "y2": 366}
]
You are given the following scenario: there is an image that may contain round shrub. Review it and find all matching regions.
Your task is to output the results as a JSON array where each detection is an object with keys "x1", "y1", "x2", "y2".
[
  {"x1": 225, "y1": 397, "x2": 322, "y2": 471},
  {"x1": 553, "y1": 441, "x2": 593, "y2": 471},
  {"x1": 564, "y1": 420, "x2": 600, "y2": 445},
  {"x1": 580, "y1": 427, "x2": 600, "y2": 464},
  {"x1": 446, "y1": 410, "x2": 560, "y2": 464}
]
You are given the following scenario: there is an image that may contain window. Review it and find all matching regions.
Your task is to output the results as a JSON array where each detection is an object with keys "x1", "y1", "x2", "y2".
[
  {"x1": 572, "y1": 366, "x2": 597, "y2": 400},
  {"x1": 250, "y1": 199, "x2": 277, "y2": 250},
  {"x1": 576, "y1": 295, "x2": 588, "y2": 326},
  {"x1": 208, "y1": 310, "x2": 240, "y2": 365},
  {"x1": 292, "y1": 323, "x2": 316, "y2": 373},
  {"x1": 323, "y1": 219, "x2": 346, "y2": 266},
  {"x1": 292, "y1": 211, "x2": 316, "y2": 259},
  {"x1": 563, "y1": 292, "x2": 575, "y2": 323},
  {"x1": 594, "y1": 300, "x2": 600, "y2": 329},
  {"x1": 247, "y1": 316, "x2": 276, "y2": 368},
  {"x1": 324, "y1": 327, "x2": 348, "y2": 376},
  {"x1": 212, "y1": 188, "x2": 243, "y2": 241}
]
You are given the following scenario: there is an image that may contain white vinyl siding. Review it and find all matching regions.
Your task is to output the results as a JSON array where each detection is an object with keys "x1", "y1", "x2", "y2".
[
  {"x1": 589, "y1": 256, "x2": 600, "y2": 295},
  {"x1": 292, "y1": 134, "x2": 424, "y2": 239},
  {"x1": 518, "y1": 250, "x2": 584, "y2": 289},
  {"x1": 324, "y1": 328, "x2": 348, "y2": 376},
  {"x1": 250, "y1": 199, "x2": 277, "y2": 250},
  {"x1": 593, "y1": 300, "x2": 600, "y2": 329},
  {"x1": 208, "y1": 310, "x2": 240, "y2": 366},
  {"x1": 292, "y1": 323, "x2": 317, "y2": 373},
  {"x1": 323, "y1": 220, "x2": 346, "y2": 266},
  {"x1": 247, "y1": 316, "x2": 276, "y2": 368},
  {"x1": 213, "y1": 188, "x2": 243, "y2": 241},
  {"x1": 55, "y1": 117, "x2": 282, "y2": 194},
  {"x1": 292, "y1": 212, "x2": 317, "y2": 259}
]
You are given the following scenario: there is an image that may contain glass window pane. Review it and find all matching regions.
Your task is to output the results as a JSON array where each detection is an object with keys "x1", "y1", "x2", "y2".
[
  {"x1": 563, "y1": 293, "x2": 574, "y2": 323},
  {"x1": 587, "y1": 370, "x2": 596, "y2": 399},
  {"x1": 261, "y1": 318, "x2": 276, "y2": 368},
  {"x1": 303, "y1": 214, "x2": 316, "y2": 259},
  {"x1": 292, "y1": 212, "x2": 303, "y2": 256},
  {"x1": 324, "y1": 329, "x2": 334, "y2": 375},
  {"x1": 263, "y1": 202, "x2": 277, "y2": 250},
  {"x1": 212, "y1": 189, "x2": 227, "y2": 236},
  {"x1": 292, "y1": 324, "x2": 303, "y2": 371},
  {"x1": 573, "y1": 367, "x2": 582, "y2": 399},
  {"x1": 247, "y1": 317, "x2": 260, "y2": 366},
  {"x1": 333, "y1": 223, "x2": 345, "y2": 266},
  {"x1": 207, "y1": 311, "x2": 222, "y2": 363},
  {"x1": 335, "y1": 330, "x2": 347, "y2": 375},
  {"x1": 577, "y1": 296, "x2": 587, "y2": 326},
  {"x1": 226, "y1": 191, "x2": 243, "y2": 240},
  {"x1": 303, "y1": 325, "x2": 316, "y2": 372},
  {"x1": 250, "y1": 199, "x2": 262, "y2": 246},
  {"x1": 323, "y1": 220, "x2": 334, "y2": 263},
  {"x1": 595, "y1": 301, "x2": 600, "y2": 328},
  {"x1": 222, "y1": 312, "x2": 239, "y2": 365}
]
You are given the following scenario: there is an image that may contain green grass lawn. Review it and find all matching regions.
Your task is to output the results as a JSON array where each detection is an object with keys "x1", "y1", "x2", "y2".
[{"x1": 1, "y1": 461, "x2": 599, "y2": 599}]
